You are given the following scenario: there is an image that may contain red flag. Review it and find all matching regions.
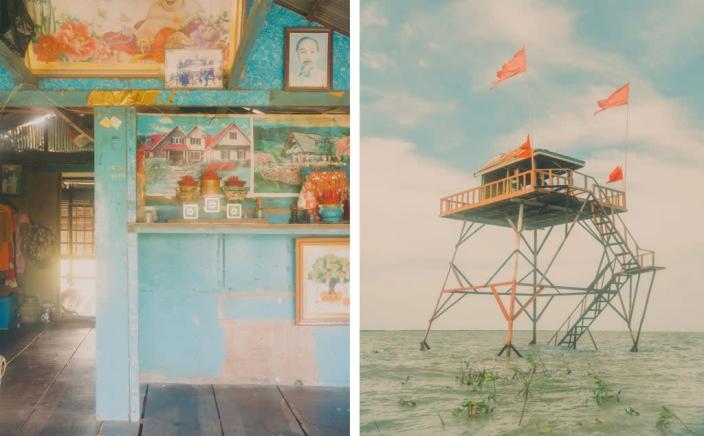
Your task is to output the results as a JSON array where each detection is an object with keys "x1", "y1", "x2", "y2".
[
  {"x1": 514, "y1": 135, "x2": 532, "y2": 158},
  {"x1": 492, "y1": 47, "x2": 527, "y2": 88},
  {"x1": 594, "y1": 83, "x2": 629, "y2": 115},
  {"x1": 607, "y1": 165, "x2": 623, "y2": 183}
]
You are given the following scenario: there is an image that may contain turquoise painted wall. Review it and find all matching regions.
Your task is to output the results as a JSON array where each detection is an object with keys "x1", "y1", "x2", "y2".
[
  {"x1": 239, "y1": 3, "x2": 350, "y2": 90},
  {"x1": 0, "y1": 3, "x2": 349, "y2": 91},
  {"x1": 138, "y1": 233, "x2": 350, "y2": 386}
]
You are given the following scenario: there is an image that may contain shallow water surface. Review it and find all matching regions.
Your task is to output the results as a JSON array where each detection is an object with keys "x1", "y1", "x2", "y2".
[{"x1": 361, "y1": 330, "x2": 704, "y2": 435}]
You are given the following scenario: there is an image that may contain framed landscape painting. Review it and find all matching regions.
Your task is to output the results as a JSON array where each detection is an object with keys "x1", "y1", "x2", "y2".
[
  {"x1": 251, "y1": 115, "x2": 349, "y2": 197},
  {"x1": 24, "y1": 0, "x2": 244, "y2": 76},
  {"x1": 296, "y1": 238, "x2": 350, "y2": 325},
  {"x1": 136, "y1": 114, "x2": 252, "y2": 218}
]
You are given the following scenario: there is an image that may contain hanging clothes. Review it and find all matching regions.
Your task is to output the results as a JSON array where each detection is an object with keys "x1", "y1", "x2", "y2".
[
  {"x1": 0, "y1": 205, "x2": 14, "y2": 271},
  {"x1": 14, "y1": 211, "x2": 29, "y2": 274},
  {"x1": 0, "y1": 204, "x2": 17, "y2": 287}
]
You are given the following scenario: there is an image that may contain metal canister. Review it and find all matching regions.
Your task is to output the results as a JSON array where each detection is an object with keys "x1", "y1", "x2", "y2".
[{"x1": 200, "y1": 174, "x2": 222, "y2": 196}]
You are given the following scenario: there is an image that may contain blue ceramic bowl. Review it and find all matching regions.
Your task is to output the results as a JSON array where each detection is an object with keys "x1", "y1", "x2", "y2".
[{"x1": 319, "y1": 204, "x2": 344, "y2": 223}]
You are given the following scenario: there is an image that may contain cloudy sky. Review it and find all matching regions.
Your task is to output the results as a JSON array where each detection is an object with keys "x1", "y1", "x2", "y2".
[{"x1": 361, "y1": 0, "x2": 704, "y2": 332}]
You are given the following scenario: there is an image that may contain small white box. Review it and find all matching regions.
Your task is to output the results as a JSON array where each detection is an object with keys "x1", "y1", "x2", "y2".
[
  {"x1": 203, "y1": 196, "x2": 221, "y2": 213},
  {"x1": 182, "y1": 203, "x2": 199, "y2": 220},
  {"x1": 226, "y1": 203, "x2": 243, "y2": 219}
]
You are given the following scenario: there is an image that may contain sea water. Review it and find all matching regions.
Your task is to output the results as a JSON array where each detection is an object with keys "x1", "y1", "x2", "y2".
[{"x1": 361, "y1": 330, "x2": 704, "y2": 435}]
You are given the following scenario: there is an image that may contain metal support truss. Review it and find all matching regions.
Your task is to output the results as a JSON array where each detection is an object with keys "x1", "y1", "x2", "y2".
[{"x1": 420, "y1": 188, "x2": 663, "y2": 356}]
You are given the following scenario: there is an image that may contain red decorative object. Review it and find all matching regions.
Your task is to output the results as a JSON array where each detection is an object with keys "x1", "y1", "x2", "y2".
[
  {"x1": 225, "y1": 175, "x2": 246, "y2": 188},
  {"x1": 178, "y1": 175, "x2": 198, "y2": 187},
  {"x1": 319, "y1": 190, "x2": 341, "y2": 205}
]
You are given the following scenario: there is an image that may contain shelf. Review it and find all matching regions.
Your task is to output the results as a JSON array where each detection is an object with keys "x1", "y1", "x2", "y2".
[{"x1": 128, "y1": 222, "x2": 350, "y2": 236}]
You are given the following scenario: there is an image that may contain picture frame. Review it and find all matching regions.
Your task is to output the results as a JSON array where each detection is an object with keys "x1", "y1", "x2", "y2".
[
  {"x1": 24, "y1": 0, "x2": 244, "y2": 77},
  {"x1": 203, "y1": 196, "x2": 221, "y2": 213},
  {"x1": 284, "y1": 27, "x2": 333, "y2": 91},
  {"x1": 165, "y1": 49, "x2": 224, "y2": 89},
  {"x1": 226, "y1": 203, "x2": 242, "y2": 219},
  {"x1": 182, "y1": 203, "x2": 199, "y2": 220},
  {"x1": 295, "y1": 238, "x2": 350, "y2": 325},
  {"x1": 0, "y1": 164, "x2": 22, "y2": 196}
]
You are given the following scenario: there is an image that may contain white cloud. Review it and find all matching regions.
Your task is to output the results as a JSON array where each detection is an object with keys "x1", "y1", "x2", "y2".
[
  {"x1": 361, "y1": 51, "x2": 394, "y2": 70},
  {"x1": 364, "y1": 89, "x2": 457, "y2": 126},
  {"x1": 361, "y1": 4, "x2": 388, "y2": 28},
  {"x1": 159, "y1": 117, "x2": 174, "y2": 124},
  {"x1": 638, "y1": 0, "x2": 704, "y2": 66}
]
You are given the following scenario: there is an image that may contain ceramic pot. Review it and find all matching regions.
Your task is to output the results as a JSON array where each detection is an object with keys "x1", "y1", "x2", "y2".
[{"x1": 318, "y1": 204, "x2": 344, "y2": 223}]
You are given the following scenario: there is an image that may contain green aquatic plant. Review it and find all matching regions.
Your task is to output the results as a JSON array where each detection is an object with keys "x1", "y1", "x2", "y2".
[
  {"x1": 559, "y1": 353, "x2": 572, "y2": 375},
  {"x1": 624, "y1": 406, "x2": 640, "y2": 416},
  {"x1": 513, "y1": 360, "x2": 538, "y2": 426},
  {"x1": 656, "y1": 406, "x2": 695, "y2": 434},
  {"x1": 401, "y1": 375, "x2": 411, "y2": 385},
  {"x1": 590, "y1": 373, "x2": 621, "y2": 405},
  {"x1": 399, "y1": 397, "x2": 417, "y2": 407},
  {"x1": 452, "y1": 398, "x2": 495, "y2": 419},
  {"x1": 456, "y1": 362, "x2": 500, "y2": 393},
  {"x1": 526, "y1": 353, "x2": 550, "y2": 376}
]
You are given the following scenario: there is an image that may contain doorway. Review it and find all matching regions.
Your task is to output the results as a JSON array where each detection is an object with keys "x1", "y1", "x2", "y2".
[{"x1": 59, "y1": 173, "x2": 95, "y2": 318}]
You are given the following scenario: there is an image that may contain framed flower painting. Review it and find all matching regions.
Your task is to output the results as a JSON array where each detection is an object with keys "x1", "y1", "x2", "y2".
[
  {"x1": 24, "y1": 0, "x2": 244, "y2": 77},
  {"x1": 295, "y1": 238, "x2": 350, "y2": 325}
]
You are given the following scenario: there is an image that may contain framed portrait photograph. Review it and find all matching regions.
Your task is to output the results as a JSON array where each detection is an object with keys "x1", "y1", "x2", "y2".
[
  {"x1": 165, "y1": 49, "x2": 224, "y2": 89},
  {"x1": 1, "y1": 164, "x2": 22, "y2": 196},
  {"x1": 284, "y1": 28, "x2": 333, "y2": 91},
  {"x1": 295, "y1": 238, "x2": 350, "y2": 325}
]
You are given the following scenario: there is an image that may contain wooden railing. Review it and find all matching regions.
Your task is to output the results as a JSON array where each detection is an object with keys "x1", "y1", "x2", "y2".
[{"x1": 440, "y1": 168, "x2": 627, "y2": 215}]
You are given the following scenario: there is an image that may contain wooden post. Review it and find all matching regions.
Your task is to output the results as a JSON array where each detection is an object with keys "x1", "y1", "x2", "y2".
[
  {"x1": 504, "y1": 203, "x2": 524, "y2": 356},
  {"x1": 94, "y1": 107, "x2": 140, "y2": 421},
  {"x1": 530, "y1": 229, "x2": 538, "y2": 344}
]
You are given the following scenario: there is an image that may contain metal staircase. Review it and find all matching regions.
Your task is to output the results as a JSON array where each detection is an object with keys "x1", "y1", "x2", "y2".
[{"x1": 551, "y1": 182, "x2": 655, "y2": 349}]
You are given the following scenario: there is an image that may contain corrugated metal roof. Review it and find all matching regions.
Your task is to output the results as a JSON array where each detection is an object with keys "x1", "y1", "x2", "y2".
[{"x1": 474, "y1": 148, "x2": 585, "y2": 177}]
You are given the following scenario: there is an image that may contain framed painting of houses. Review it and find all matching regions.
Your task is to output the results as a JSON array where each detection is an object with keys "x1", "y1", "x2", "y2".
[
  {"x1": 137, "y1": 114, "x2": 252, "y2": 219},
  {"x1": 24, "y1": 0, "x2": 244, "y2": 77},
  {"x1": 295, "y1": 238, "x2": 350, "y2": 325},
  {"x1": 251, "y1": 115, "x2": 350, "y2": 197}
]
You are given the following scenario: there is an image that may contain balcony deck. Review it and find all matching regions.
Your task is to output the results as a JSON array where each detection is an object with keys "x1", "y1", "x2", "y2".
[{"x1": 440, "y1": 169, "x2": 626, "y2": 230}]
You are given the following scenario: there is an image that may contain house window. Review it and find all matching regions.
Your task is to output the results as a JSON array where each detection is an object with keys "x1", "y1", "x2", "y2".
[
  {"x1": 221, "y1": 150, "x2": 231, "y2": 160},
  {"x1": 174, "y1": 136, "x2": 184, "y2": 144},
  {"x1": 190, "y1": 137, "x2": 201, "y2": 146},
  {"x1": 190, "y1": 151, "x2": 202, "y2": 161},
  {"x1": 229, "y1": 131, "x2": 237, "y2": 140}
]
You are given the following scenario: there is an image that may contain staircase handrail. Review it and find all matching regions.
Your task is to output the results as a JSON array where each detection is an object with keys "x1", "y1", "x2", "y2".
[{"x1": 574, "y1": 171, "x2": 655, "y2": 269}]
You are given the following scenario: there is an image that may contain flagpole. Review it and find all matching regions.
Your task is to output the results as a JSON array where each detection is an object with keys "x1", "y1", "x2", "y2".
[{"x1": 624, "y1": 102, "x2": 629, "y2": 199}]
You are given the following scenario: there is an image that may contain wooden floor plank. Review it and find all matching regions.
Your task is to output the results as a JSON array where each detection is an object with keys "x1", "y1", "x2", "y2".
[
  {"x1": 141, "y1": 384, "x2": 221, "y2": 436},
  {"x1": 278, "y1": 386, "x2": 350, "y2": 436},
  {"x1": 0, "y1": 321, "x2": 93, "y2": 435},
  {"x1": 214, "y1": 385, "x2": 304, "y2": 436},
  {"x1": 0, "y1": 323, "x2": 46, "y2": 363},
  {"x1": 20, "y1": 329, "x2": 98, "y2": 436}
]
